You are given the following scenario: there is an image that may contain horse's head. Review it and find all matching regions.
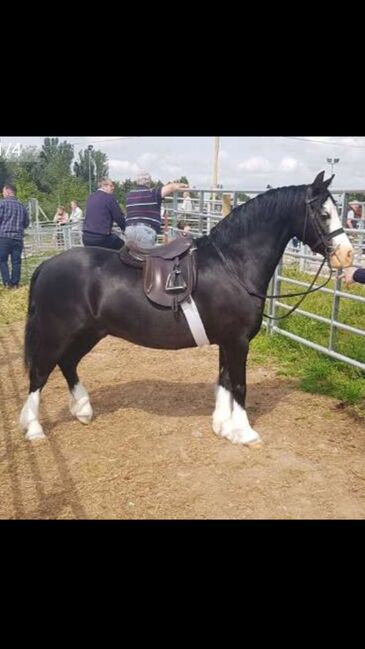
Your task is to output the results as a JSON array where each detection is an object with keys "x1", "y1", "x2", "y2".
[{"x1": 296, "y1": 171, "x2": 353, "y2": 269}]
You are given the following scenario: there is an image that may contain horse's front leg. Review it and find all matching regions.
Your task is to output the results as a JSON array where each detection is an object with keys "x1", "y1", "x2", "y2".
[
  {"x1": 213, "y1": 340, "x2": 261, "y2": 446},
  {"x1": 213, "y1": 346, "x2": 233, "y2": 435}
]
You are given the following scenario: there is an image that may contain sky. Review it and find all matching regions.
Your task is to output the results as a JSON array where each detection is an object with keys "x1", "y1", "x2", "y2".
[{"x1": 1, "y1": 135, "x2": 365, "y2": 190}]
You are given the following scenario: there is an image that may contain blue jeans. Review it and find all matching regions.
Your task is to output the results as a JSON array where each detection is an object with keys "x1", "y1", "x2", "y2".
[
  {"x1": 0, "y1": 237, "x2": 23, "y2": 287},
  {"x1": 125, "y1": 224, "x2": 157, "y2": 248}
]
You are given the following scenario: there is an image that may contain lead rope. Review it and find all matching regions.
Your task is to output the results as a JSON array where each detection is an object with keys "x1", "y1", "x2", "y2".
[{"x1": 209, "y1": 239, "x2": 333, "y2": 320}]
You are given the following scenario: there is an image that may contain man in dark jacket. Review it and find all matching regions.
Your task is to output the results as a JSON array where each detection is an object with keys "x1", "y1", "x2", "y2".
[
  {"x1": 82, "y1": 178, "x2": 125, "y2": 250},
  {"x1": 0, "y1": 183, "x2": 29, "y2": 288}
]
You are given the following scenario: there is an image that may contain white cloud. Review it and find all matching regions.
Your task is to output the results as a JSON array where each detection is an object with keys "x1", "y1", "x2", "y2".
[
  {"x1": 109, "y1": 159, "x2": 140, "y2": 176},
  {"x1": 279, "y1": 157, "x2": 298, "y2": 171},
  {"x1": 137, "y1": 152, "x2": 158, "y2": 167},
  {"x1": 237, "y1": 156, "x2": 271, "y2": 172},
  {"x1": 304, "y1": 136, "x2": 332, "y2": 142},
  {"x1": 341, "y1": 137, "x2": 358, "y2": 146},
  {"x1": 160, "y1": 163, "x2": 181, "y2": 178}
]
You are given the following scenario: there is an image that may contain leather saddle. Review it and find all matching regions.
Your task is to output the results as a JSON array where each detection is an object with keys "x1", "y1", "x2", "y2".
[{"x1": 120, "y1": 236, "x2": 197, "y2": 310}]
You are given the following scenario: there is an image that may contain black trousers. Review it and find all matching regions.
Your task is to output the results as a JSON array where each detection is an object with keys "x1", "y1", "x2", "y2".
[{"x1": 82, "y1": 232, "x2": 124, "y2": 250}]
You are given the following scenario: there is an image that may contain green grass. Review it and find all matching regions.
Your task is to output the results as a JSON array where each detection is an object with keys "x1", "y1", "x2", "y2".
[
  {"x1": 267, "y1": 267, "x2": 365, "y2": 362},
  {"x1": 250, "y1": 266, "x2": 365, "y2": 416},
  {"x1": 0, "y1": 286, "x2": 29, "y2": 326},
  {"x1": 21, "y1": 249, "x2": 56, "y2": 285}
]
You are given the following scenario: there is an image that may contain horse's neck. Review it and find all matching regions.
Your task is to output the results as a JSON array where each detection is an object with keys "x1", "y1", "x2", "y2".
[{"x1": 228, "y1": 223, "x2": 291, "y2": 295}]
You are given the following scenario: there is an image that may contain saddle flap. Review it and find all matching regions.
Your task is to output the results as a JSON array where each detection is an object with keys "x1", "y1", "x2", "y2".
[{"x1": 143, "y1": 253, "x2": 196, "y2": 308}]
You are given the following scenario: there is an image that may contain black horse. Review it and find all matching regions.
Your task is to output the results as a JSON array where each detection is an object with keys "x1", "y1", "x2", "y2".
[{"x1": 20, "y1": 172, "x2": 353, "y2": 444}]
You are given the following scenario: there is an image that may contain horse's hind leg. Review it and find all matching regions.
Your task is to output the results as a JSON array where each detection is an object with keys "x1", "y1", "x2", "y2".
[
  {"x1": 20, "y1": 356, "x2": 59, "y2": 441},
  {"x1": 58, "y1": 331, "x2": 103, "y2": 425}
]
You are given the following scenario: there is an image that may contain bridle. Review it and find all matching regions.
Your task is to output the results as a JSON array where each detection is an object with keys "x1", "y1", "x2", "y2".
[
  {"x1": 303, "y1": 191, "x2": 344, "y2": 260},
  {"x1": 209, "y1": 189, "x2": 346, "y2": 320}
]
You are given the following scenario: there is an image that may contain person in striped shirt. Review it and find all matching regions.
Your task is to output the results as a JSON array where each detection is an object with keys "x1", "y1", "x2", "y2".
[
  {"x1": 0, "y1": 183, "x2": 29, "y2": 289},
  {"x1": 125, "y1": 171, "x2": 189, "y2": 247}
]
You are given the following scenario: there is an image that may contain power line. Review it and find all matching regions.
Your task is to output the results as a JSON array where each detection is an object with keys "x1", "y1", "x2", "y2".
[
  {"x1": 279, "y1": 136, "x2": 365, "y2": 150},
  {"x1": 67, "y1": 136, "x2": 140, "y2": 146}
]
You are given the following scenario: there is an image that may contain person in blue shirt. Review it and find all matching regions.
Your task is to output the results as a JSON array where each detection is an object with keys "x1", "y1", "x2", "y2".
[
  {"x1": 0, "y1": 183, "x2": 29, "y2": 289},
  {"x1": 342, "y1": 266, "x2": 365, "y2": 286},
  {"x1": 82, "y1": 178, "x2": 125, "y2": 250}
]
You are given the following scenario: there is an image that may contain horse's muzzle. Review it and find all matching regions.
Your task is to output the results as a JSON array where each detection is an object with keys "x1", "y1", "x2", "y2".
[{"x1": 329, "y1": 243, "x2": 354, "y2": 269}]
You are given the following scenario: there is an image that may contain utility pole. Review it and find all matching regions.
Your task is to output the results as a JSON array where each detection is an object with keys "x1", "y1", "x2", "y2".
[
  {"x1": 212, "y1": 136, "x2": 220, "y2": 188},
  {"x1": 212, "y1": 136, "x2": 220, "y2": 215},
  {"x1": 88, "y1": 145, "x2": 93, "y2": 193}
]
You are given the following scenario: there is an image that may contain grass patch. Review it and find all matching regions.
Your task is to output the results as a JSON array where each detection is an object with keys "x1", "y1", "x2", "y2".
[{"x1": 0, "y1": 286, "x2": 29, "y2": 326}]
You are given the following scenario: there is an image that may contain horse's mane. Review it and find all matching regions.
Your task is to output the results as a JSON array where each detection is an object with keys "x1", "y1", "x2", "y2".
[{"x1": 202, "y1": 183, "x2": 309, "y2": 248}]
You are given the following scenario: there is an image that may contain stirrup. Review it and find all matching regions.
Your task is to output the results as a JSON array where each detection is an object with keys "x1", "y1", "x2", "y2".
[{"x1": 165, "y1": 267, "x2": 187, "y2": 293}]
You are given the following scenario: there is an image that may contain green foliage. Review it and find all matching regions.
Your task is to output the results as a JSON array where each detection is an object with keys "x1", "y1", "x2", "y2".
[
  {"x1": 3, "y1": 138, "x2": 108, "y2": 220},
  {"x1": 73, "y1": 148, "x2": 109, "y2": 189},
  {"x1": 39, "y1": 137, "x2": 74, "y2": 192},
  {"x1": 348, "y1": 193, "x2": 365, "y2": 203},
  {"x1": 41, "y1": 176, "x2": 90, "y2": 217},
  {"x1": 237, "y1": 192, "x2": 251, "y2": 203},
  {"x1": 0, "y1": 156, "x2": 10, "y2": 187},
  {"x1": 113, "y1": 178, "x2": 136, "y2": 209}
]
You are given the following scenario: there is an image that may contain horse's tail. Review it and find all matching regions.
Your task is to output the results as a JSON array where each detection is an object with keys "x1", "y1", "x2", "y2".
[{"x1": 24, "y1": 263, "x2": 45, "y2": 371}]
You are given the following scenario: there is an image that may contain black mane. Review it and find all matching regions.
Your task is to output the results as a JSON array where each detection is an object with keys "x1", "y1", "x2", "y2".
[{"x1": 206, "y1": 183, "x2": 309, "y2": 247}]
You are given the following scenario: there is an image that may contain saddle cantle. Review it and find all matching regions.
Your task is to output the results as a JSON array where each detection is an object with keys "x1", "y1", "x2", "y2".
[{"x1": 120, "y1": 236, "x2": 197, "y2": 310}]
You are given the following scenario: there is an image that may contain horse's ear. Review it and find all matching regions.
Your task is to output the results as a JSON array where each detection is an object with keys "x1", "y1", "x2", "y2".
[
  {"x1": 312, "y1": 171, "x2": 326, "y2": 191},
  {"x1": 323, "y1": 174, "x2": 335, "y2": 189}
]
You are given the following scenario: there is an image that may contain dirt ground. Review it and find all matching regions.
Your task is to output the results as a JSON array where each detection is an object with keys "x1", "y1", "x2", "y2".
[{"x1": 1, "y1": 321, "x2": 365, "y2": 519}]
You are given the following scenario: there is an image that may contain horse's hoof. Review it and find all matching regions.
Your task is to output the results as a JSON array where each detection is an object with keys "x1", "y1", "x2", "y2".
[
  {"x1": 70, "y1": 396, "x2": 93, "y2": 424},
  {"x1": 212, "y1": 418, "x2": 226, "y2": 435},
  {"x1": 77, "y1": 414, "x2": 92, "y2": 425},
  {"x1": 220, "y1": 423, "x2": 262, "y2": 446},
  {"x1": 25, "y1": 421, "x2": 46, "y2": 441},
  {"x1": 245, "y1": 437, "x2": 263, "y2": 447}
]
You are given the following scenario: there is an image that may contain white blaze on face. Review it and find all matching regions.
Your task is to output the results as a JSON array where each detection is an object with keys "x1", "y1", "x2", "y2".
[{"x1": 323, "y1": 198, "x2": 353, "y2": 268}]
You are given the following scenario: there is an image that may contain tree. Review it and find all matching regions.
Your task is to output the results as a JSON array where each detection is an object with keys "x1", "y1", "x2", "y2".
[
  {"x1": 38, "y1": 175, "x2": 89, "y2": 221},
  {"x1": 5, "y1": 146, "x2": 44, "y2": 191},
  {"x1": 236, "y1": 191, "x2": 251, "y2": 203},
  {"x1": 113, "y1": 178, "x2": 136, "y2": 209},
  {"x1": 92, "y1": 150, "x2": 108, "y2": 185},
  {"x1": 173, "y1": 176, "x2": 189, "y2": 185},
  {"x1": 0, "y1": 156, "x2": 10, "y2": 188},
  {"x1": 39, "y1": 137, "x2": 74, "y2": 191},
  {"x1": 74, "y1": 149, "x2": 109, "y2": 190}
]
